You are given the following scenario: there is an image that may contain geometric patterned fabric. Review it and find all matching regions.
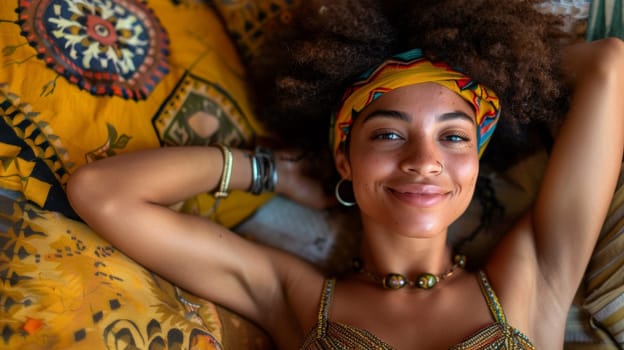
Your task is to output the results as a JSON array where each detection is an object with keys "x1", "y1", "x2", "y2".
[{"x1": 0, "y1": 0, "x2": 286, "y2": 348}]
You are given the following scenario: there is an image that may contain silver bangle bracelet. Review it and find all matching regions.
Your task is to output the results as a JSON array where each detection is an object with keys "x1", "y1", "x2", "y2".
[
  {"x1": 249, "y1": 146, "x2": 278, "y2": 195},
  {"x1": 249, "y1": 152, "x2": 262, "y2": 195}
]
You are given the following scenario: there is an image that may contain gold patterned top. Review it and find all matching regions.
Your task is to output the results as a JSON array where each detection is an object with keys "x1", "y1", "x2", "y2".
[{"x1": 300, "y1": 270, "x2": 535, "y2": 349}]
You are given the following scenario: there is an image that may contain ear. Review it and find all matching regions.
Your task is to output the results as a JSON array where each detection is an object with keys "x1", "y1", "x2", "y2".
[{"x1": 334, "y1": 146, "x2": 352, "y2": 180}]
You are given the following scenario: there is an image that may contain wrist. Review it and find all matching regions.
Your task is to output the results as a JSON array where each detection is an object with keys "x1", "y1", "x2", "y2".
[
  {"x1": 213, "y1": 144, "x2": 233, "y2": 199},
  {"x1": 274, "y1": 151, "x2": 294, "y2": 196},
  {"x1": 209, "y1": 145, "x2": 297, "y2": 197},
  {"x1": 246, "y1": 146, "x2": 279, "y2": 195}
]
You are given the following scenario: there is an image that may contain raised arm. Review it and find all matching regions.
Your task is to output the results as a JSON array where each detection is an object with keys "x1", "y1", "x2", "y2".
[
  {"x1": 532, "y1": 39, "x2": 624, "y2": 302},
  {"x1": 532, "y1": 38, "x2": 624, "y2": 295},
  {"x1": 66, "y1": 146, "x2": 325, "y2": 348},
  {"x1": 486, "y1": 38, "x2": 624, "y2": 346}
]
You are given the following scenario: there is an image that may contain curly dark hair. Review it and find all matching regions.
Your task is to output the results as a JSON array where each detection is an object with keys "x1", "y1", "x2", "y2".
[
  {"x1": 246, "y1": 0, "x2": 573, "y2": 249},
  {"x1": 396, "y1": 0, "x2": 571, "y2": 168},
  {"x1": 249, "y1": 0, "x2": 572, "y2": 171}
]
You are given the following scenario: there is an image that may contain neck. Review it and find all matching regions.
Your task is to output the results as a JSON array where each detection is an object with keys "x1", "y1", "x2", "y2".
[{"x1": 358, "y1": 223, "x2": 452, "y2": 278}]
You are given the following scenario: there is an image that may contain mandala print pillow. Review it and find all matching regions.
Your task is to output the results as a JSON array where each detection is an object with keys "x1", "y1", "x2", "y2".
[{"x1": 0, "y1": 0, "x2": 274, "y2": 349}]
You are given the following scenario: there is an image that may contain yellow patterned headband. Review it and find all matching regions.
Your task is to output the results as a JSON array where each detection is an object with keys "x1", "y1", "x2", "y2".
[{"x1": 330, "y1": 49, "x2": 501, "y2": 158}]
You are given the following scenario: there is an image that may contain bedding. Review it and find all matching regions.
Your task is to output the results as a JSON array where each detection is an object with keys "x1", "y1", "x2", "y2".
[
  {"x1": 2, "y1": 0, "x2": 624, "y2": 349},
  {"x1": 0, "y1": 0, "x2": 281, "y2": 348}
]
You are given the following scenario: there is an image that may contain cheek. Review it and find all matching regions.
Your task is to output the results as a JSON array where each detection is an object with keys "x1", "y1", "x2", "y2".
[
  {"x1": 455, "y1": 155, "x2": 479, "y2": 192},
  {"x1": 348, "y1": 137, "x2": 391, "y2": 178},
  {"x1": 348, "y1": 152, "x2": 392, "y2": 204},
  {"x1": 349, "y1": 156, "x2": 382, "y2": 191}
]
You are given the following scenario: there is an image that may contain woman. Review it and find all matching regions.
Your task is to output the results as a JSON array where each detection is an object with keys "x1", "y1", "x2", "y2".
[{"x1": 67, "y1": 4, "x2": 624, "y2": 350}]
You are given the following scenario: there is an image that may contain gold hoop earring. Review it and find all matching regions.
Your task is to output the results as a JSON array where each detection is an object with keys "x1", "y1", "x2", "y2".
[{"x1": 335, "y1": 179, "x2": 356, "y2": 207}]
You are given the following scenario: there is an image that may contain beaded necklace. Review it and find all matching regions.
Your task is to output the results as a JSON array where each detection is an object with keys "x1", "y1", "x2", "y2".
[{"x1": 352, "y1": 254, "x2": 467, "y2": 290}]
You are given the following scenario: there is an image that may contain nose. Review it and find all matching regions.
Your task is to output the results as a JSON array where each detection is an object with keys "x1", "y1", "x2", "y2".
[{"x1": 398, "y1": 139, "x2": 443, "y2": 176}]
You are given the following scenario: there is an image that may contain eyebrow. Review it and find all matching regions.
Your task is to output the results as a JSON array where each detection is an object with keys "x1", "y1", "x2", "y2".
[
  {"x1": 437, "y1": 111, "x2": 476, "y2": 125},
  {"x1": 362, "y1": 109, "x2": 410, "y2": 123},
  {"x1": 362, "y1": 109, "x2": 476, "y2": 125}
]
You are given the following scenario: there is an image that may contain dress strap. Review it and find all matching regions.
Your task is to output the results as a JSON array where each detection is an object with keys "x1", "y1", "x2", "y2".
[
  {"x1": 315, "y1": 278, "x2": 336, "y2": 338},
  {"x1": 477, "y1": 270, "x2": 508, "y2": 324}
]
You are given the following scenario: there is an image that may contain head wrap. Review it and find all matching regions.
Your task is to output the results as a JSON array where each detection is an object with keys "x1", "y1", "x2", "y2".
[{"x1": 330, "y1": 49, "x2": 500, "y2": 158}]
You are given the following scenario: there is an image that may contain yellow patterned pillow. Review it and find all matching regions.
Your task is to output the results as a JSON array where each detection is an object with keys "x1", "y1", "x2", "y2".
[
  {"x1": 0, "y1": 0, "x2": 272, "y2": 228},
  {"x1": 212, "y1": 0, "x2": 301, "y2": 61},
  {"x1": 0, "y1": 189, "x2": 272, "y2": 349},
  {"x1": 0, "y1": 0, "x2": 274, "y2": 349}
]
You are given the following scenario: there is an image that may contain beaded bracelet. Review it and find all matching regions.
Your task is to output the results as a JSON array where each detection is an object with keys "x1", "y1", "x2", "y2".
[{"x1": 214, "y1": 144, "x2": 233, "y2": 199}]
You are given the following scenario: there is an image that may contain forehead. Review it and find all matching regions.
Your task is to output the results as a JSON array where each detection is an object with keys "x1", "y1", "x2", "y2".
[{"x1": 359, "y1": 82, "x2": 476, "y2": 121}]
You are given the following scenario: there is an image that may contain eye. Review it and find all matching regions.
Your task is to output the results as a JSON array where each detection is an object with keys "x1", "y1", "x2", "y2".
[
  {"x1": 441, "y1": 132, "x2": 471, "y2": 143},
  {"x1": 445, "y1": 134, "x2": 467, "y2": 142},
  {"x1": 372, "y1": 130, "x2": 403, "y2": 141}
]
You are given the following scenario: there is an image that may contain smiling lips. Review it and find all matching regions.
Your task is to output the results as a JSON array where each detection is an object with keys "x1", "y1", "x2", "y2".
[{"x1": 387, "y1": 184, "x2": 450, "y2": 207}]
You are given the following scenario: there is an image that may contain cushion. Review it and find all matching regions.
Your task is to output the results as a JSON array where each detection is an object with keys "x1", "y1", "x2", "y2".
[
  {"x1": 0, "y1": 0, "x2": 272, "y2": 227},
  {"x1": 0, "y1": 188, "x2": 272, "y2": 349},
  {"x1": 0, "y1": 0, "x2": 274, "y2": 348},
  {"x1": 212, "y1": 0, "x2": 302, "y2": 62},
  {"x1": 580, "y1": 169, "x2": 624, "y2": 349}
]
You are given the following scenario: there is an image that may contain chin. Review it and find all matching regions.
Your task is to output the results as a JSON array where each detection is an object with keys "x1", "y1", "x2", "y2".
[{"x1": 391, "y1": 217, "x2": 449, "y2": 239}]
